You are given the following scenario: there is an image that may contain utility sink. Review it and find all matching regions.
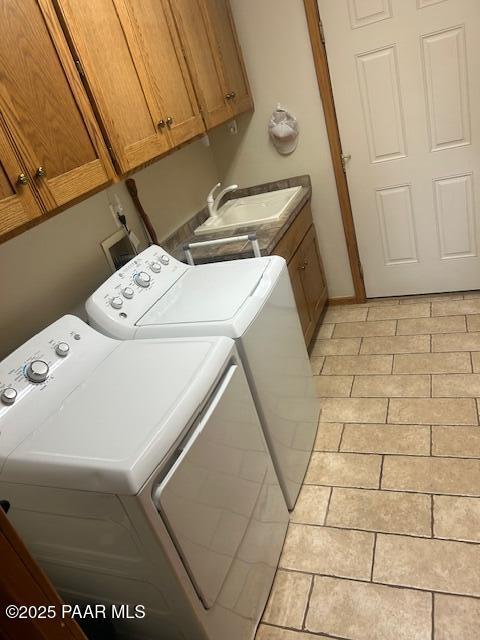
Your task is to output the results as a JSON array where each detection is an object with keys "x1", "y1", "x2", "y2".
[{"x1": 194, "y1": 186, "x2": 303, "y2": 236}]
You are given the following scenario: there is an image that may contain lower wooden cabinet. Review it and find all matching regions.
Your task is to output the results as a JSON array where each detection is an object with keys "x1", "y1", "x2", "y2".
[{"x1": 273, "y1": 201, "x2": 328, "y2": 348}]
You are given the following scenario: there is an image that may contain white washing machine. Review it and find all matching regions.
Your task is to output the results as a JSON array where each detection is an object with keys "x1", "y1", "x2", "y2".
[
  {"x1": 0, "y1": 315, "x2": 288, "y2": 640},
  {"x1": 86, "y1": 246, "x2": 320, "y2": 509}
]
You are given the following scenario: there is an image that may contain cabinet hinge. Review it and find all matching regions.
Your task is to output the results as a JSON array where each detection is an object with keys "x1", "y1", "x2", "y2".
[
  {"x1": 319, "y1": 21, "x2": 326, "y2": 44},
  {"x1": 75, "y1": 59, "x2": 85, "y2": 77}
]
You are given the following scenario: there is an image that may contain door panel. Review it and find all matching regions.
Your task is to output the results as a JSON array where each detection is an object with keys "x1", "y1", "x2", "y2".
[
  {"x1": 0, "y1": 0, "x2": 110, "y2": 210},
  {"x1": 204, "y1": 0, "x2": 253, "y2": 116},
  {"x1": 120, "y1": 0, "x2": 204, "y2": 147},
  {"x1": 347, "y1": 0, "x2": 393, "y2": 29},
  {"x1": 421, "y1": 25, "x2": 470, "y2": 152},
  {"x1": 170, "y1": 0, "x2": 232, "y2": 129},
  {"x1": 318, "y1": 0, "x2": 480, "y2": 296},
  {"x1": 56, "y1": 0, "x2": 170, "y2": 173},
  {"x1": 356, "y1": 45, "x2": 407, "y2": 163},
  {"x1": 0, "y1": 119, "x2": 42, "y2": 239}
]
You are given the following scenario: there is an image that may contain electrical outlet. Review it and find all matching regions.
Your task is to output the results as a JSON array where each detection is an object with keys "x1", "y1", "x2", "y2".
[{"x1": 227, "y1": 120, "x2": 238, "y2": 135}]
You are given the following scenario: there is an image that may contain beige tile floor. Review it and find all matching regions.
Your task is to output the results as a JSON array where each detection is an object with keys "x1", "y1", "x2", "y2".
[{"x1": 256, "y1": 292, "x2": 480, "y2": 640}]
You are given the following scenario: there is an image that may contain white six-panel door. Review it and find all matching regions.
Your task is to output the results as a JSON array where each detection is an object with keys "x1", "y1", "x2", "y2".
[{"x1": 318, "y1": 0, "x2": 480, "y2": 297}]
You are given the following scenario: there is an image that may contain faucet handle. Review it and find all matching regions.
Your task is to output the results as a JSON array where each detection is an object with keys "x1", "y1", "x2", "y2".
[{"x1": 207, "y1": 182, "x2": 222, "y2": 203}]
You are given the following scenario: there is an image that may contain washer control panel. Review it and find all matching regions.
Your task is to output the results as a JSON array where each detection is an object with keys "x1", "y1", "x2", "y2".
[{"x1": 86, "y1": 246, "x2": 189, "y2": 334}]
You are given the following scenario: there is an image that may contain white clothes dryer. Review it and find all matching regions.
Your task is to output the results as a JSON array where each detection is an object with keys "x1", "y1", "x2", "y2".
[{"x1": 0, "y1": 315, "x2": 288, "y2": 640}]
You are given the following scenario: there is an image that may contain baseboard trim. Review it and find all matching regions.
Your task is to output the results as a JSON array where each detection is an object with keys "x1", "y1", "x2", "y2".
[{"x1": 328, "y1": 296, "x2": 358, "y2": 306}]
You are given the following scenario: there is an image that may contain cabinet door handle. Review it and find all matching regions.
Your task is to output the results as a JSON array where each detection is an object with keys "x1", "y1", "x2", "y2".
[
  {"x1": 230, "y1": 90, "x2": 236, "y2": 99},
  {"x1": 158, "y1": 119, "x2": 166, "y2": 128},
  {"x1": 166, "y1": 116, "x2": 174, "y2": 127},
  {"x1": 298, "y1": 264, "x2": 306, "y2": 270},
  {"x1": 35, "y1": 166, "x2": 46, "y2": 178},
  {"x1": 16, "y1": 173, "x2": 29, "y2": 186},
  {"x1": 225, "y1": 92, "x2": 232, "y2": 100}
]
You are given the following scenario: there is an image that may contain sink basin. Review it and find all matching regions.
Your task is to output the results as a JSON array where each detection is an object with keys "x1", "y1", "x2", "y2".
[{"x1": 194, "y1": 186, "x2": 303, "y2": 236}]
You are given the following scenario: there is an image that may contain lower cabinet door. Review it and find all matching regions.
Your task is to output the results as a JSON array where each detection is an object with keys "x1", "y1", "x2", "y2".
[
  {"x1": 288, "y1": 248, "x2": 312, "y2": 340},
  {"x1": 301, "y1": 226, "x2": 328, "y2": 331}
]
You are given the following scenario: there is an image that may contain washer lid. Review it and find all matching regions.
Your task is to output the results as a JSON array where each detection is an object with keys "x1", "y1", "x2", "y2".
[
  {"x1": 3, "y1": 337, "x2": 234, "y2": 495},
  {"x1": 137, "y1": 258, "x2": 270, "y2": 326}
]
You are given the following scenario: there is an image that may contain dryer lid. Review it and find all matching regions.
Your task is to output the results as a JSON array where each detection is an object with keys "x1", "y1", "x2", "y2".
[
  {"x1": 137, "y1": 258, "x2": 270, "y2": 326},
  {"x1": 2, "y1": 336, "x2": 234, "y2": 494}
]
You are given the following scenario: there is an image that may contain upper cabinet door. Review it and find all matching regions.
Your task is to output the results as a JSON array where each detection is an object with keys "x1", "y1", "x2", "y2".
[
  {"x1": 0, "y1": 0, "x2": 111, "y2": 211},
  {"x1": 169, "y1": 0, "x2": 231, "y2": 129},
  {"x1": 0, "y1": 118, "x2": 42, "y2": 240},
  {"x1": 203, "y1": 0, "x2": 253, "y2": 117},
  {"x1": 55, "y1": 0, "x2": 170, "y2": 173},
  {"x1": 119, "y1": 0, "x2": 205, "y2": 147}
]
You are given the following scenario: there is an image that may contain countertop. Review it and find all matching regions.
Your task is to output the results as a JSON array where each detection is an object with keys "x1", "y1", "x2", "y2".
[{"x1": 164, "y1": 175, "x2": 312, "y2": 264}]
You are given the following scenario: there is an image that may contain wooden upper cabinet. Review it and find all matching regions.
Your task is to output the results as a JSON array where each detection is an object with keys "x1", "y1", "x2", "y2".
[
  {"x1": 55, "y1": 0, "x2": 170, "y2": 174},
  {"x1": 204, "y1": 0, "x2": 253, "y2": 117},
  {"x1": 170, "y1": 0, "x2": 253, "y2": 129},
  {"x1": 120, "y1": 0, "x2": 205, "y2": 147},
  {"x1": 0, "y1": 119, "x2": 42, "y2": 240},
  {"x1": 0, "y1": 0, "x2": 111, "y2": 219},
  {"x1": 170, "y1": 0, "x2": 231, "y2": 129}
]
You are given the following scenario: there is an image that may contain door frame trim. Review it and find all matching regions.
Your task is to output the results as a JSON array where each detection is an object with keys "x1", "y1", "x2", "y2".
[{"x1": 303, "y1": 0, "x2": 366, "y2": 303}]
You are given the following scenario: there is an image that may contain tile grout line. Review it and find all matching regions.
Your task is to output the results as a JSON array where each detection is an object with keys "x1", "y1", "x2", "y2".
[
  {"x1": 379, "y1": 455, "x2": 385, "y2": 490},
  {"x1": 323, "y1": 486, "x2": 333, "y2": 526},
  {"x1": 300, "y1": 573, "x2": 315, "y2": 632},
  {"x1": 431, "y1": 592, "x2": 435, "y2": 640},
  {"x1": 337, "y1": 424, "x2": 346, "y2": 452},
  {"x1": 430, "y1": 494, "x2": 434, "y2": 538},
  {"x1": 311, "y1": 447, "x2": 480, "y2": 460},
  {"x1": 432, "y1": 493, "x2": 436, "y2": 544},
  {"x1": 370, "y1": 532, "x2": 377, "y2": 582}
]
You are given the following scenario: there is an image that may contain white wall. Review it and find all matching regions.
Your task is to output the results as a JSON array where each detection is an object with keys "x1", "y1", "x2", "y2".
[
  {"x1": 0, "y1": 140, "x2": 219, "y2": 358},
  {"x1": 209, "y1": 0, "x2": 354, "y2": 299}
]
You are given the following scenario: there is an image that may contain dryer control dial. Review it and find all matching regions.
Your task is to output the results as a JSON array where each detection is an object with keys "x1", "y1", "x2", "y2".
[
  {"x1": 26, "y1": 360, "x2": 49, "y2": 384},
  {"x1": 1, "y1": 387, "x2": 17, "y2": 405},
  {"x1": 160, "y1": 255, "x2": 170, "y2": 265},
  {"x1": 134, "y1": 271, "x2": 151, "y2": 288},
  {"x1": 111, "y1": 296, "x2": 123, "y2": 309},
  {"x1": 150, "y1": 261, "x2": 162, "y2": 273},
  {"x1": 122, "y1": 287, "x2": 134, "y2": 299}
]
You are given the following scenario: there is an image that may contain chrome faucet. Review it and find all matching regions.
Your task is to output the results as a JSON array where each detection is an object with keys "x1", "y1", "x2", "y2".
[{"x1": 207, "y1": 182, "x2": 238, "y2": 218}]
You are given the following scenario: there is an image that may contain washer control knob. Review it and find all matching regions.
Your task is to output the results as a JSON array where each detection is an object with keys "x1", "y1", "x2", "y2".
[
  {"x1": 134, "y1": 271, "x2": 151, "y2": 288},
  {"x1": 122, "y1": 287, "x2": 134, "y2": 299},
  {"x1": 111, "y1": 296, "x2": 123, "y2": 309},
  {"x1": 150, "y1": 261, "x2": 162, "y2": 273},
  {"x1": 160, "y1": 255, "x2": 170, "y2": 266},
  {"x1": 26, "y1": 360, "x2": 49, "y2": 384},
  {"x1": 1, "y1": 387, "x2": 17, "y2": 406},
  {"x1": 55, "y1": 342, "x2": 70, "y2": 358}
]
